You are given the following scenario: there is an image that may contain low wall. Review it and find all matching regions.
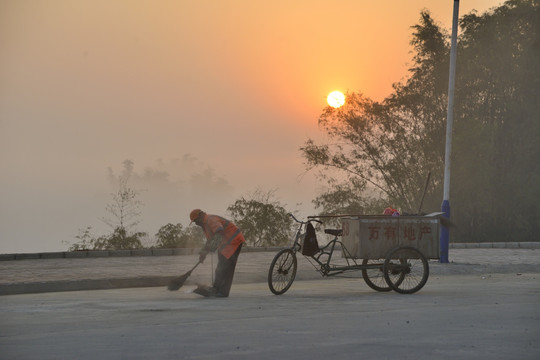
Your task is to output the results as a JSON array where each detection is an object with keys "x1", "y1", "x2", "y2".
[{"x1": 1, "y1": 242, "x2": 539, "y2": 261}]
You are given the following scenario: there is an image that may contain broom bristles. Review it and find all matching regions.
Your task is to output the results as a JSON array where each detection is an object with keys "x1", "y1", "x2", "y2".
[
  {"x1": 167, "y1": 260, "x2": 202, "y2": 291},
  {"x1": 167, "y1": 272, "x2": 191, "y2": 291}
]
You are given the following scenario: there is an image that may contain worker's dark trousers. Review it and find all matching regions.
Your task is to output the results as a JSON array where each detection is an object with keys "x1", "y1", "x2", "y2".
[{"x1": 214, "y1": 243, "x2": 243, "y2": 297}]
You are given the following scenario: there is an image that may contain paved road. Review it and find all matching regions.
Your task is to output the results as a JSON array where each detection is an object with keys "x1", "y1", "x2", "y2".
[
  {"x1": 1, "y1": 248, "x2": 539, "y2": 359},
  {"x1": 1, "y1": 273, "x2": 539, "y2": 360}
]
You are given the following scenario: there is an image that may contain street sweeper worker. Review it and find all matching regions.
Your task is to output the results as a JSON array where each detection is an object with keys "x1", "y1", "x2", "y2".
[{"x1": 190, "y1": 209, "x2": 245, "y2": 297}]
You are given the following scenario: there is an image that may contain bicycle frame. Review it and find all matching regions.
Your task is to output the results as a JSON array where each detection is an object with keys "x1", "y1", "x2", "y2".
[{"x1": 288, "y1": 214, "x2": 381, "y2": 277}]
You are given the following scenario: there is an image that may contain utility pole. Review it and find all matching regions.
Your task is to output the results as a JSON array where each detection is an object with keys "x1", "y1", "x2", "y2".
[{"x1": 441, "y1": 0, "x2": 460, "y2": 263}]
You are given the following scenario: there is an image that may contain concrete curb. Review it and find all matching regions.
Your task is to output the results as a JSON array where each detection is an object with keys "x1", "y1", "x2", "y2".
[
  {"x1": 0, "y1": 246, "x2": 282, "y2": 261},
  {"x1": 449, "y1": 242, "x2": 540, "y2": 249},
  {"x1": 0, "y1": 271, "x2": 323, "y2": 296},
  {"x1": 0, "y1": 277, "x2": 173, "y2": 296}
]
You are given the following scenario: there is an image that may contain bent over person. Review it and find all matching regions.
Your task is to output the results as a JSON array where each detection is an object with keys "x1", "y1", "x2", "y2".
[{"x1": 190, "y1": 209, "x2": 245, "y2": 297}]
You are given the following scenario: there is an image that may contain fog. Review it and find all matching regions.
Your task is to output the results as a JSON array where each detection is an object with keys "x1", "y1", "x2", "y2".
[{"x1": 0, "y1": 0, "x2": 499, "y2": 253}]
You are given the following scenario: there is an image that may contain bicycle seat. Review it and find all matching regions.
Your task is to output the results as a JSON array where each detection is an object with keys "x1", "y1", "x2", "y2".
[{"x1": 324, "y1": 229, "x2": 342, "y2": 236}]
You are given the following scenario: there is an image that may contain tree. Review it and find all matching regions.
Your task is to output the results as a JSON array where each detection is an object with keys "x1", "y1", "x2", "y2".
[
  {"x1": 311, "y1": 181, "x2": 390, "y2": 227},
  {"x1": 68, "y1": 226, "x2": 146, "y2": 251},
  {"x1": 68, "y1": 226, "x2": 96, "y2": 251},
  {"x1": 103, "y1": 160, "x2": 143, "y2": 232},
  {"x1": 302, "y1": 11, "x2": 449, "y2": 215},
  {"x1": 302, "y1": 0, "x2": 539, "y2": 242},
  {"x1": 450, "y1": 0, "x2": 540, "y2": 242},
  {"x1": 94, "y1": 227, "x2": 146, "y2": 250},
  {"x1": 227, "y1": 189, "x2": 293, "y2": 247},
  {"x1": 95, "y1": 160, "x2": 147, "y2": 249},
  {"x1": 155, "y1": 223, "x2": 204, "y2": 248},
  {"x1": 69, "y1": 160, "x2": 147, "y2": 250}
]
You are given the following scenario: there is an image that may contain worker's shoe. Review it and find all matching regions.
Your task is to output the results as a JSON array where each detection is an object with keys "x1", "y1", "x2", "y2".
[{"x1": 193, "y1": 285, "x2": 217, "y2": 297}]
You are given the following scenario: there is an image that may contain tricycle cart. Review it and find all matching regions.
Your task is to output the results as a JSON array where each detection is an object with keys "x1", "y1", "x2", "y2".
[{"x1": 268, "y1": 214, "x2": 440, "y2": 295}]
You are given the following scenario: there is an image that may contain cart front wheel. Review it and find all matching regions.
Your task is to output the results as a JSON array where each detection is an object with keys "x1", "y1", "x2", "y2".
[
  {"x1": 383, "y1": 247, "x2": 429, "y2": 294},
  {"x1": 268, "y1": 249, "x2": 297, "y2": 295},
  {"x1": 361, "y1": 259, "x2": 392, "y2": 292}
]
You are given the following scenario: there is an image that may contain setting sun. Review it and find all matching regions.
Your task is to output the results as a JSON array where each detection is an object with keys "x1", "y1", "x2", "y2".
[{"x1": 327, "y1": 91, "x2": 345, "y2": 108}]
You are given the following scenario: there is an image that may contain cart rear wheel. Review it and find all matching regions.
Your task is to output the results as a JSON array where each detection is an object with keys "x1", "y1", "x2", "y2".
[
  {"x1": 268, "y1": 249, "x2": 297, "y2": 295},
  {"x1": 383, "y1": 247, "x2": 429, "y2": 294},
  {"x1": 361, "y1": 259, "x2": 392, "y2": 292}
]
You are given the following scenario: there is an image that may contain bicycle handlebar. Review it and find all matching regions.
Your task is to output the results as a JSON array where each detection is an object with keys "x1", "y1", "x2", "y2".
[{"x1": 288, "y1": 213, "x2": 323, "y2": 225}]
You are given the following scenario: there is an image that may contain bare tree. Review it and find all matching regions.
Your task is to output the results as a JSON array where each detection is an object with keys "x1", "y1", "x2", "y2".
[{"x1": 103, "y1": 167, "x2": 143, "y2": 232}]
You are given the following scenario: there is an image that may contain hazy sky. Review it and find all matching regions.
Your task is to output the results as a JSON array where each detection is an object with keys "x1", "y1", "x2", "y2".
[{"x1": 0, "y1": 0, "x2": 501, "y2": 253}]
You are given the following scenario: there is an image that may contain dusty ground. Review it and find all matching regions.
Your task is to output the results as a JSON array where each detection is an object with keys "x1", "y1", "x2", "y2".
[{"x1": 1, "y1": 272, "x2": 539, "y2": 360}]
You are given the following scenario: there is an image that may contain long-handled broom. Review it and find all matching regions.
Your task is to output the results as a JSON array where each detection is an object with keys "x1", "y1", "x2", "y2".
[{"x1": 167, "y1": 260, "x2": 202, "y2": 291}]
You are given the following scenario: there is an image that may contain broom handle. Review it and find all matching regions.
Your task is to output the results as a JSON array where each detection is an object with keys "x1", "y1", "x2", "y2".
[
  {"x1": 190, "y1": 260, "x2": 202, "y2": 273},
  {"x1": 210, "y1": 252, "x2": 214, "y2": 284}
]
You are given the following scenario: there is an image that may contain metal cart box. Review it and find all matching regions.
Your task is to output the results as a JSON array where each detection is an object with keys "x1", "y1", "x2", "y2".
[{"x1": 341, "y1": 216, "x2": 440, "y2": 259}]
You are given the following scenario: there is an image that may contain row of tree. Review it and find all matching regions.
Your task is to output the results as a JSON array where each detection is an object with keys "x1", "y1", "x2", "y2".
[
  {"x1": 302, "y1": 0, "x2": 539, "y2": 242},
  {"x1": 70, "y1": 0, "x2": 538, "y2": 250},
  {"x1": 67, "y1": 163, "x2": 294, "y2": 251}
]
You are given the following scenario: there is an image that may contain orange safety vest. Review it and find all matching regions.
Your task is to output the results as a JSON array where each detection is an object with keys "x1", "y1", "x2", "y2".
[{"x1": 201, "y1": 214, "x2": 245, "y2": 259}]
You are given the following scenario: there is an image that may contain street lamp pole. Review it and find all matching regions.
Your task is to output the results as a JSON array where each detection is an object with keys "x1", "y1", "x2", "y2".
[{"x1": 441, "y1": 0, "x2": 460, "y2": 263}]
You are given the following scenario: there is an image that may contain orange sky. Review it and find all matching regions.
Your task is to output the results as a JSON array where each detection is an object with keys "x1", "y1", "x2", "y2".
[{"x1": 0, "y1": 0, "x2": 502, "y2": 253}]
